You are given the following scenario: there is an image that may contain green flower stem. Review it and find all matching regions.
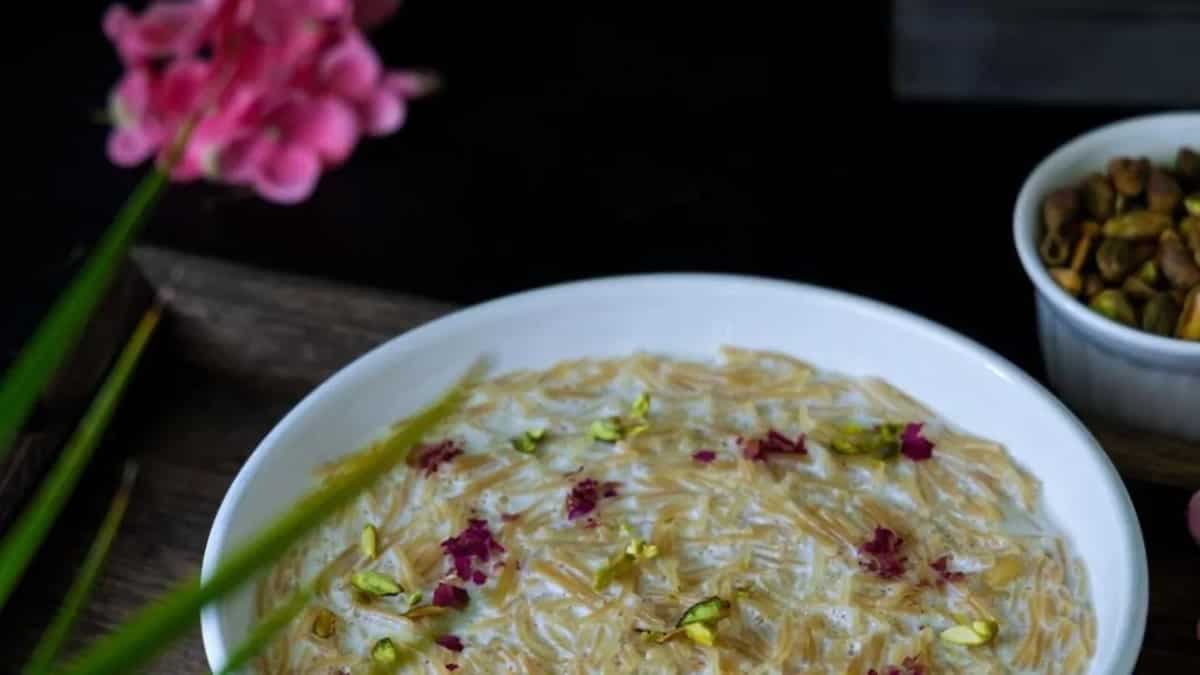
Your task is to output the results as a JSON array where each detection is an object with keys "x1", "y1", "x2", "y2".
[
  {"x1": 214, "y1": 584, "x2": 315, "y2": 675},
  {"x1": 54, "y1": 362, "x2": 482, "y2": 675},
  {"x1": 23, "y1": 460, "x2": 140, "y2": 675},
  {"x1": 0, "y1": 303, "x2": 163, "y2": 609},
  {"x1": 0, "y1": 169, "x2": 169, "y2": 460}
]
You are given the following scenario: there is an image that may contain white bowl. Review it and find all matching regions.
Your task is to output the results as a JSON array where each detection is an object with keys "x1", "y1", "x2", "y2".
[
  {"x1": 200, "y1": 275, "x2": 1147, "y2": 674},
  {"x1": 1013, "y1": 113, "x2": 1200, "y2": 440}
]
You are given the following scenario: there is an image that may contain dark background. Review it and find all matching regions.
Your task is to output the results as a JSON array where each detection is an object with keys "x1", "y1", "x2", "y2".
[{"x1": 5, "y1": 1, "x2": 1199, "y2": 376}]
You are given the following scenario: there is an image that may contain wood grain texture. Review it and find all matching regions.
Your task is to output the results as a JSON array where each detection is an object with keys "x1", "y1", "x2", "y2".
[
  {"x1": 0, "y1": 246, "x2": 1195, "y2": 672},
  {"x1": 892, "y1": 1, "x2": 1200, "y2": 104}
]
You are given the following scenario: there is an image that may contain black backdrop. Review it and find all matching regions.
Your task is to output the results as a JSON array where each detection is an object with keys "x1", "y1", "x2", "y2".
[{"x1": 2, "y1": 1, "x2": 1184, "y2": 379}]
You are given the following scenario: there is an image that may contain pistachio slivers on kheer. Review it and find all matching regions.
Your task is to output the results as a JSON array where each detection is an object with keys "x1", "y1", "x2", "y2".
[{"x1": 256, "y1": 349, "x2": 1096, "y2": 673}]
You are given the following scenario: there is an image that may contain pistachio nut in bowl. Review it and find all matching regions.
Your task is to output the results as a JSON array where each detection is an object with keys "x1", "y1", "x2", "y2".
[
  {"x1": 201, "y1": 275, "x2": 1146, "y2": 674},
  {"x1": 1014, "y1": 113, "x2": 1200, "y2": 441}
]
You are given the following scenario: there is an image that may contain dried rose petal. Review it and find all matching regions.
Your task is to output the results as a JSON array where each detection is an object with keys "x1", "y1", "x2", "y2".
[
  {"x1": 740, "y1": 430, "x2": 806, "y2": 462},
  {"x1": 565, "y1": 477, "x2": 621, "y2": 520},
  {"x1": 410, "y1": 439, "x2": 463, "y2": 475},
  {"x1": 432, "y1": 582, "x2": 469, "y2": 609},
  {"x1": 930, "y1": 555, "x2": 965, "y2": 583},
  {"x1": 472, "y1": 570, "x2": 486, "y2": 585},
  {"x1": 441, "y1": 518, "x2": 505, "y2": 582},
  {"x1": 692, "y1": 450, "x2": 717, "y2": 463},
  {"x1": 500, "y1": 512, "x2": 520, "y2": 523},
  {"x1": 900, "y1": 423, "x2": 934, "y2": 461},
  {"x1": 435, "y1": 634, "x2": 464, "y2": 652},
  {"x1": 859, "y1": 526, "x2": 907, "y2": 579}
]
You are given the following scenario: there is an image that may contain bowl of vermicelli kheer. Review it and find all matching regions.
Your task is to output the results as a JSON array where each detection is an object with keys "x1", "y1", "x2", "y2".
[{"x1": 201, "y1": 275, "x2": 1147, "y2": 674}]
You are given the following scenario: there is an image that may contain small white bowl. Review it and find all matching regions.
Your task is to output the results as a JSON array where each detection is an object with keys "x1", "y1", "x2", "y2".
[
  {"x1": 201, "y1": 275, "x2": 1147, "y2": 674},
  {"x1": 1013, "y1": 113, "x2": 1200, "y2": 441}
]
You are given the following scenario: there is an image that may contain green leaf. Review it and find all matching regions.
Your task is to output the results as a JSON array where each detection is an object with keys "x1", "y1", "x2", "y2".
[
  {"x1": 22, "y1": 460, "x2": 140, "y2": 675},
  {"x1": 213, "y1": 584, "x2": 315, "y2": 675},
  {"x1": 0, "y1": 169, "x2": 169, "y2": 461},
  {"x1": 53, "y1": 361, "x2": 483, "y2": 675},
  {"x1": 0, "y1": 303, "x2": 163, "y2": 609}
]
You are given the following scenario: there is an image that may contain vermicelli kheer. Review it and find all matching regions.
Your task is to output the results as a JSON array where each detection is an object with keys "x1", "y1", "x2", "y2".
[{"x1": 257, "y1": 348, "x2": 1096, "y2": 674}]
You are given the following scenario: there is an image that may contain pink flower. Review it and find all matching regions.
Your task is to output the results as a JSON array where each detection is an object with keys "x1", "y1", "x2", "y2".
[{"x1": 102, "y1": 0, "x2": 436, "y2": 203}]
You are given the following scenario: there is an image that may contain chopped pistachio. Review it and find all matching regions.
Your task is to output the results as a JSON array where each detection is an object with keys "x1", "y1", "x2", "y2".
[
  {"x1": 638, "y1": 597, "x2": 732, "y2": 647},
  {"x1": 590, "y1": 417, "x2": 624, "y2": 442},
  {"x1": 511, "y1": 428, "x2": 545, "y2": 454},
  {"x1": 829, "y1": 422, "x2": 902, "y2": 459},
  {"x1": 1159, "y1": 229, "x2": 1200, "y2": 289},
  {"x1": 361, "y1": 524, "x2": 379, "y2": 560},
  {"x1": 1136, "y1": 260, "x2": 1160, "y2": 285},
  {"x1": 1039, "y1": 230, "x2": 1071, "y2": 266},
  {"x1": 1103, "y1": 210, "x2": 1172, "y2": 239},
  {"x1": 631, "y1": 392, "x2": 651, "y2": 418},
  {"x1": 626, "y1": 538, "x2": 659, "y2": 559},
  {"x1": 407, "y1": 591, "x2": 423, "y2": 607},
  {"x1": 593, "y1": 552, "x2": 635, "y2": 591},
  {"x1": 677, "y1": 597, "x2": 731, "y2": 627},
  {"x1": 1049, "y1": 267, "x2": 1083, "y2": 296},
  {"x1": 830, "y1": 438, "x2": 865, "y2": 455},
  {"x1": 351, "y1": 571, "x2": 403, "y2": 597},
  {"x1": 595, "y1": 537, "x2": 659, "y2": 590},
  {"x1": 972, "y1": 619, "x2": 999, "y2": 640},
  {"x1": 311, "y1": 608, "x2": 337, "y2": 639},
  {"x1": 371, "y1": 638, "x2": 399, "y2": 664},
  {"x1": 683, "y1": 622, "x2": 717, "y2": 646},
  {"x1": 940, "y1": 618, "x2": 999, "y2": 646},
  {"x1": 940, "y1": 625, "x2": 989, "y2": 646},
  {"x1": 1089, "y1": 289, "x2": 1137, "y2": 326}
]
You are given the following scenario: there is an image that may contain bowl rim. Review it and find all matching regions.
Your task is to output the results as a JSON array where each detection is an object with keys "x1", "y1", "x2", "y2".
[
  {"x1": 199, "y1": 273, "x2": 1149, "y2": 674},
  {"x1": 1012, "y1": 111, "x2": 1200, "y2": 357}
]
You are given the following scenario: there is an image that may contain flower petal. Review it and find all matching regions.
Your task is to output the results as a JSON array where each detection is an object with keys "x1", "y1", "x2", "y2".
[
  {"x1": 318, "y1": 33, "x2": 382, "y2": 101},
  {"x1": 254, "y1": 143, "x2": 321, "y2": 204},
  {"x1": 358, "y1": 89, "x2": 406, "y2": 137},
  {"x1": 220, "y1": 133, "x2": 276, "y2": 184},
  {"x1": 107, "y1": 127, "x2": 156, "y2": 167},
  {"x1": 283, "y1": 96, "x2": 361, "y2": 164},
  {"x1": 154, "y1": 59, "x2": 212, "y2": 123},
  {"x1": 110, "y1": 68, "x2": 154, "y2": 127}
]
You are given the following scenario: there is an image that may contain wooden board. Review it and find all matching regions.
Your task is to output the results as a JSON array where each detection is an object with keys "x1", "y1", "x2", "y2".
[{"x1": 0, "y1": 246, "x2": 1195, "y2": 672}]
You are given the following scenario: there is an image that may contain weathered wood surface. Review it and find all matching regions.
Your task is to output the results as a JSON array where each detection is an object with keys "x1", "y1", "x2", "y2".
[{"x1": 0, "y1": 246, "x2": 1195, "y2": 672}]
